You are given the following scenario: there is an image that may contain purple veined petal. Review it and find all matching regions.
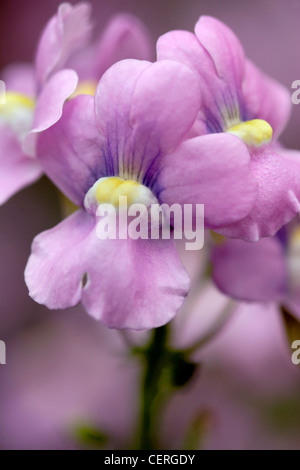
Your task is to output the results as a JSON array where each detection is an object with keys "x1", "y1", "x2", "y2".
[
  {"x1": 93, "y1": 13, "x2": 153, "y2": 79},
  {"x1": 94, "y1": 59, "x2": 150, "y2": 155},
  {"x1": 211, "y1": 237, "x2": 288, "y2": 302},
  {"x1": 25, "y1": 210, "x2": 190, "y2": 330},
  {"x1": 23, "y1": 69, "x2": 78, "y2": 158},
  {"x1": 194, "y1": 16, "x2": 245, "y2": 87},
  {"x1": 36, "y1": 94, "x2": 105, "y2": 207},
  {"x1": 2, "y1": 63, "x2": 36, "y2": 96},
  {"x1": 130, "y1": 59, "x2": 202, "y2": 186},
  {"x1": 0, "y1": 127, "x2": 42, "y2": 205},
  {"x1": 194, "y1": 16, "x2": 246, "y2": 128},
  {"x1": 157, "y1": 29, "x2": 215, "y2": 136},
  {"x1": 95, "y1": 59, "x2": 201, "y2": 183},
  {"x1": 157, "y1": 25, "x2": 244, "y2": 134},
  {"x1": 216, "y1": 147, "x2": 300, "y2": 241},
  {"x1": 35, "y1": 2, "x2": 92, "y2": 87},
  {"x1": 156, "y1": 133, "x2": 257, "y2": 229},
  {"x1": 242, "y1": 59, "x2": 291, "y2": 139}
]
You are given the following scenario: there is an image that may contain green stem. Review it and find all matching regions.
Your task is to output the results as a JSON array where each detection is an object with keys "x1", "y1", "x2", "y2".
[
  {"x1": 136, "y1": 299, "x2": 236, "y2": 449},
  {"x1": 138, "y1": 325, "x2": 170, "y2": 450}
]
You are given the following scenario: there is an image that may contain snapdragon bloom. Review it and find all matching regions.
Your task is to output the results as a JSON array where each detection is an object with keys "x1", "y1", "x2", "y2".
[
  {"x1": 157, "y1": 16, "x2": 300, "y2": 241},
  {"x1": 0, "y1": 2, "x2": 152, "y2": 205},
  {"x1": 25, "y1": 59, "x2": 256, "y2": 330},
  {"x1": 211, "y1": 223, "x2": 300, "y2": 318}
]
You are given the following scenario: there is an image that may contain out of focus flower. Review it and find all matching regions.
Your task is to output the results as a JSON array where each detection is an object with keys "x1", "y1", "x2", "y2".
[
  {"x1": 157, "y1": 16, "x2": 300, "y2": 241},
  {"x1": 0, "y1": 2, "x2": 152, "y2": 205},
  {"x1": 211, "y1": 222, "x2": 300, "y2": 317},
  {"x1": 24, "y1": 55, "x2": 257, "y2": 330},
  {"x1": 163, "y1": 297, "x2": 300, "y2": 450},
  {"x1": 0, "y1": 3, "x2": 89, "y2": 204}
]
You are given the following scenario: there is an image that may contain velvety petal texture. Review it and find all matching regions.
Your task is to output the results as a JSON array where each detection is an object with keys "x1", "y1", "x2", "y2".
[
  {"x1": 35, "y1": 2, "x2": 92, "y2": 87},
  {"x1": 217, "y1": 148, "x2": 300, "y2": 241},
  {"x1": 157, "y1": 133, "x2": 257, "y2": 228},
  {"x1": 25, "y1": 210, "x2": 189, "y2": 330},
  {"x1": 211, "y1": 237, "x2": 288, "y2": 302},
  {"x1": 25, "y1": 210, "x2": 94, "y2": 310}
]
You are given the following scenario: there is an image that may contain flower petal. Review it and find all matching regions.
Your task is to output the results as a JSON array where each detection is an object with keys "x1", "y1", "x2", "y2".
[
  {"x1": 25, "y1": 210, "x2": 189, "y2": 330},
  {"x1": 36, "y1": 94, "x2": 104, "y2": 206},
  {"x1": 242, "y1": 59, "x2": 291, "y2": 138},
  {"x1": 0, "y1": 127, "x2": 42, "y2": 205},
  {"x1": 94, "y1": 59, "x2": 150, "y2": 173},
  {"x1": 217, "y1": 147, "x2": 300, "y2": 241},
  {"x1": 194, "y1": 16, "x2": 245, "y2": 89},
  {"x1": 35, "y1": 2, "x2": 92, "y2": 87},
  {"x1": 25, "y1": 210, "x2": 94, "y2": 310},
  {"x1": 81, "y1": 236, "x2": 189, "y2": 330},
  {"x1": 212, "y1": 237, "x2": 288, "y2": 301},
  {"x1": 158, "y1": 16, "x2": 247, "y2": 130},
  {"x1": 129, "y1": 60, "x2": 201, "y2": 153},
  {"x1": 157, "y1": 133, "x2": 257, "y2": 228},
  {"x1": 95, "y1": 59, "x2": 201, "y2": 183},
  {"x1": 23, "y1": 69, "x2": 78, "y2": 157}
]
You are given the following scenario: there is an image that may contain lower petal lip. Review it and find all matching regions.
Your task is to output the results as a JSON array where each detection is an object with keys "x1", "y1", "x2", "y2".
[{"x1": 25, "y1": 209, "x2": 190, "y2": 330}]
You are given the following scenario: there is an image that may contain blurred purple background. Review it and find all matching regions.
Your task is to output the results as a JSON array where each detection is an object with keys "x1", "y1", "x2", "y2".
[{"x1": 0, "y1": 0, "x2": 300, "y2": 450}]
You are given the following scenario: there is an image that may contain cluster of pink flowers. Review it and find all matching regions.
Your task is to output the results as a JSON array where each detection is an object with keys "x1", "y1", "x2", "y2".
[{"x1": 1, "y1": 2, "x2": 300, "y2": 331}]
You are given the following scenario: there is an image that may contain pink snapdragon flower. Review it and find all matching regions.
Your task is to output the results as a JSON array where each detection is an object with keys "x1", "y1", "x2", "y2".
[
  {"x1": 25, "y1": 58, "x2": 256, "y2": 330},
  {"x1": 0, "y1": 2, "x2": 152, "y2": 205},
  {"x1": 157, "y1": 16, "x2": 300, "y2": 241}
]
